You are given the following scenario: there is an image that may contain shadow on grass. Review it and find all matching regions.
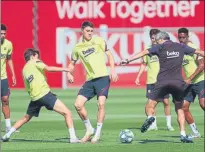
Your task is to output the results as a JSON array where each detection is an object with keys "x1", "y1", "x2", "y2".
[
  {"x1": 137, "y1": 139, "x2": 182, "y2": 144},
  {"x1": 158, "y1": 135, "x2": 179, "y2": 138},
  {"x1": 127, "y1": 127, "x2": 141, "y2": 130},
  {"x1": 10, "y1": 138, "x2": 69, "y2": 143}
]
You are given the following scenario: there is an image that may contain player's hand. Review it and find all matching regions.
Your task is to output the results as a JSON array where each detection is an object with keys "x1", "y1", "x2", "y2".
[
  {"x1": 120, "y1": 59, "x2": 129, "y2": 66},
  {"x1": 110, "y1": 70, "x2": 119, "y2": 82},
  {"x1": 67, "y1": 72, "x2": 74, "y2": 83},
  {"x1": 135, "y1": 77, "x2": 140, "y2": 85},
  {"x1": 12, "y1": 76, "x2": 16, "y2": 86},
  {"x1": 184, "y1": 79, "x2": 192, "y2": 84}
]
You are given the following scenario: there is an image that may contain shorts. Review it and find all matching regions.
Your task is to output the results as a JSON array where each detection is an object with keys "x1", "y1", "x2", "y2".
[
  {"x1": 146, "y1": 83, "x2": 169, "y2": 101},
  {"x1": 1, "y1": 79, "x2": 10, "y2": 97},
  {"x1": 78, "y1": 76, "x2": 110, "y2": 101},
  {"x1": 149, "y1": 80, "x2": 185, "y2": 102},
  {"x1": 26, "y1": 92, "x2": 57, "y2": 117},
  {"x1": 184, "y1": 80, "x2": 205, "y2": 103}
]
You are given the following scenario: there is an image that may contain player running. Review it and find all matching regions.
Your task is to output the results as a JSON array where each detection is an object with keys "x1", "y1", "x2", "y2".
[
  {"x1": 136, "y1": 29, "x2": 174, "y2": 131},
  {"x1": 120, "y1": 31, "x2": 204, "y2": 143},
  {"x1": 67, "y1": 21, "x2": 118, "y2": 143},
  {"x1": 1, "y1": 49, "x2": 80, "y2": 143},
  {"x1": 1, "y1": 24, "x2": 17, "y2": 133},
  {"x1": 178, "y1": 28, "x2": 204, "y2": 138}
]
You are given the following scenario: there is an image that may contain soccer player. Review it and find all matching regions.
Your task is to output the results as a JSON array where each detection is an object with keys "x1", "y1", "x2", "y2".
[
  {"x1": 135, "y1": 29, "x2": 174, "y2": 131},
  {"x1": 67, "y1": 21, "x2": 118, "y2": 143},
  {"x1": 120, "y1": 32, "x2": 204, "y2": 143},
  {"x1": 1, "y1": 49, "x2": 80, "y2": 143},
  {"x1": 178, "y1": 28, "x2": 204, "y2": 138},
  {"x1": 1, "y1": 24, "x2": 17, "y2": 132}
]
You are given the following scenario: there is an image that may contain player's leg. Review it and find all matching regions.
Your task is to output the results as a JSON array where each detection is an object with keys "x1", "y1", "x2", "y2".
[
  {"x1": 146, "y1": 100, "x2": 158, "y2": 131},
  {"x1": 197, "y1": 80, "x2": 205, "y2": 111},
  {"x1": 1, "y1": 100, "x2": 40, "y2": 141},
  {"x1": 172, "y1": 84, "x2": 193, "y2": 143},
  {"x1": 1, "y1": 79, "x2": 11, "y2": 132},
  {"x1": 174, "y1": 101, "x2": 186, "y2": 135},
  {"x1": 162, "y1": 97, "x2": 174, "y2": 131},
  {"x1": 91, "y1": 76, "x2": 110, "y2": 143},
  {"x1": 184, "y1": 83, "x2": 201, "y2": 138},
  {"x1": 74, "y1": 81, "x2": 95, "y2": 142},
  {"x1": 51, "y1": 98, "x2": 79, "y2": 142},
  {"x1": 141, "y1": 99, "x2": 157, "y2": 133},
  {"x1": 1, "y1": 114, "x2": 33, "y2": 141},
  {"x1": 183, "y1": 100, "x2": 200, "y2": 138},
  {"x1": 146, "y1": 84, "x2": 158, "y2": 131},
  {"x1": 141, "y1": 82, "x2": 167, "y2": 133}
]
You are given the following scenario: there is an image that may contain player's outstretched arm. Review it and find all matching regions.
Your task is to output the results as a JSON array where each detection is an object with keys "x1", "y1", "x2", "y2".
[
  {"x1": 185, "y1": 57, "x2": 204, "y2": 84},
  {"x1": 120, "y1": 50, "x2": 149, "y2": 65},
  {"x1": 135, "y1": 61, "x2": 146, "y2": 85},
  {"x1": 106, "y1": 50, "x2": 118, "y2": 82},
  {"x1": 44, "y1": 66, "x2": 69, "y2": 72}
]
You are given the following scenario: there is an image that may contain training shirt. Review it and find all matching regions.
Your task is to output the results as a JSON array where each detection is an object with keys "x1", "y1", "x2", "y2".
[
  {"x1": 22, "y1": 59, "x2": 50, "y2": 101},
  {"x1": 143, "y1": 46, "x2": 160, "y2": 84},
  {"x1": 1, "y1": 39, "x2": 13, "y2": 79},
  {"x1": 182, "y1": 42, "x2": 204, "y2": 84},
  {"x1": 148, "y1": 40, "x2": 196, "y2": 82},
  {"x1": 71, "y1": 36, "x2": 109, "y2": 81}
]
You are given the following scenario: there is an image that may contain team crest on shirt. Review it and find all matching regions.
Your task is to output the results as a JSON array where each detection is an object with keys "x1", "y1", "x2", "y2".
[
  {"x1": 4, "y1": 47, "x2": 7, "y2": 50},
  {"x1": 182, "y1": 59, "x2": 189, "y2": 66}
]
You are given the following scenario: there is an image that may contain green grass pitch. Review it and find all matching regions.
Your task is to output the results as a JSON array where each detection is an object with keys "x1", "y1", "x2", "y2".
[{"x1": 1, "y1": 89, "x2": 204, "y2": 152}]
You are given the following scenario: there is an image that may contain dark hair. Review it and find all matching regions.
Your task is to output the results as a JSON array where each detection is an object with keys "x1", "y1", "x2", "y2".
[
  {"x1": 24, "y1": 48, "x2": 40, "y2": 62},
  {"x1": 149, "y1": 29, "x2": 161, "y2": 37},
  {"x1": 1, "y1": 24, "x2": 7, "y2": 31},
  {"x1": 155, "y1": 31, "x2": 170, "y2": 41},
  {"x1": 81, "y1": 21, "x2": 94, "y2": 29},
  {"x1": 178, "y1": 28, "x2": 189, "y2": 34}
]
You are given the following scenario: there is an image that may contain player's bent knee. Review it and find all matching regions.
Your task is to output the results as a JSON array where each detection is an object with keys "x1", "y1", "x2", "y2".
[
  {"x1": 1, "y1": 96, "x2": 9, "y2": 105},
  {"x1": 146, "y1": 100, "x2": 156, "y2": 109},
  {"x1": 74, "y1": 102, "x2": 83, "y2": 111},
  {"x1": 23, "y1": 115, "x2": 32, "y2": 123},
  {"x1": 97, "y1": 102, "x2": 105, "y2": 109},
  {"x1": 182, "y1": 106, "x2": 189, "y2": 112},
  {"x1": 2, "y1": 100, "x2": 9, "y2": 106},
  {"x1": 64, "y1": 109, "x2": 72, "y2": 117}
]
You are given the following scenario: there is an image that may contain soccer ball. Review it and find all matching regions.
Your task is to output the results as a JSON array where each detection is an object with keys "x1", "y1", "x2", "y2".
[{"x1": 119, "y1": 129, "x2": 134, "y2": 143}]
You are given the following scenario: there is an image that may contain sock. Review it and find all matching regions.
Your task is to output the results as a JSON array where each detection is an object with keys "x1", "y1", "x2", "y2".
[
  {"x1": 95, "y1": 123, "x2": 103, "y2": 137},
  {"x1": 7, "y1": 127, "x2": 16, "y2": 137},
  {"x1": 68, "y1": 128, "x2": 77, "y2": 139},
  {"x1": 153, "y1": 116, "x2": 157, "y2": 127},
  {"x1": 83, "y1": 119, "x2": 93, "y2": 131},
  {"x1": 5, "y1": 119, "x2": 11, "y2": 129},
  {"x1": 147, "y1": 116, "x2": 152, "y2": 119},
  {"x1": 166, "y1": 115, "x2": 171, "y2": 127},
  {"x1": 147, "y1": 116, "x2": 156, "y2": 128},
  {"x1": 180, "y1": 131, "x2": 186, "y2": 137},
  {"x1": 189, "y1": 123, "x2": 199, "y2": 134}
]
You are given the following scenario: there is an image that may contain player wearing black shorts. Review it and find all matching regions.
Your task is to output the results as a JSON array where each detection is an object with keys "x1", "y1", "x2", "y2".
[{"x1": 120, "y1": 31, "x2": 204, "y2": 143}]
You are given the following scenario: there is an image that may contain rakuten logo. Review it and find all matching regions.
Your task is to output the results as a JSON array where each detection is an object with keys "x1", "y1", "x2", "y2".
[
  {"x1": 56, "y1": 1, "x2": 200, "y2": 24},
  {"x1": 167, "y1": 51, "x2": 179, "y2": 58}
]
